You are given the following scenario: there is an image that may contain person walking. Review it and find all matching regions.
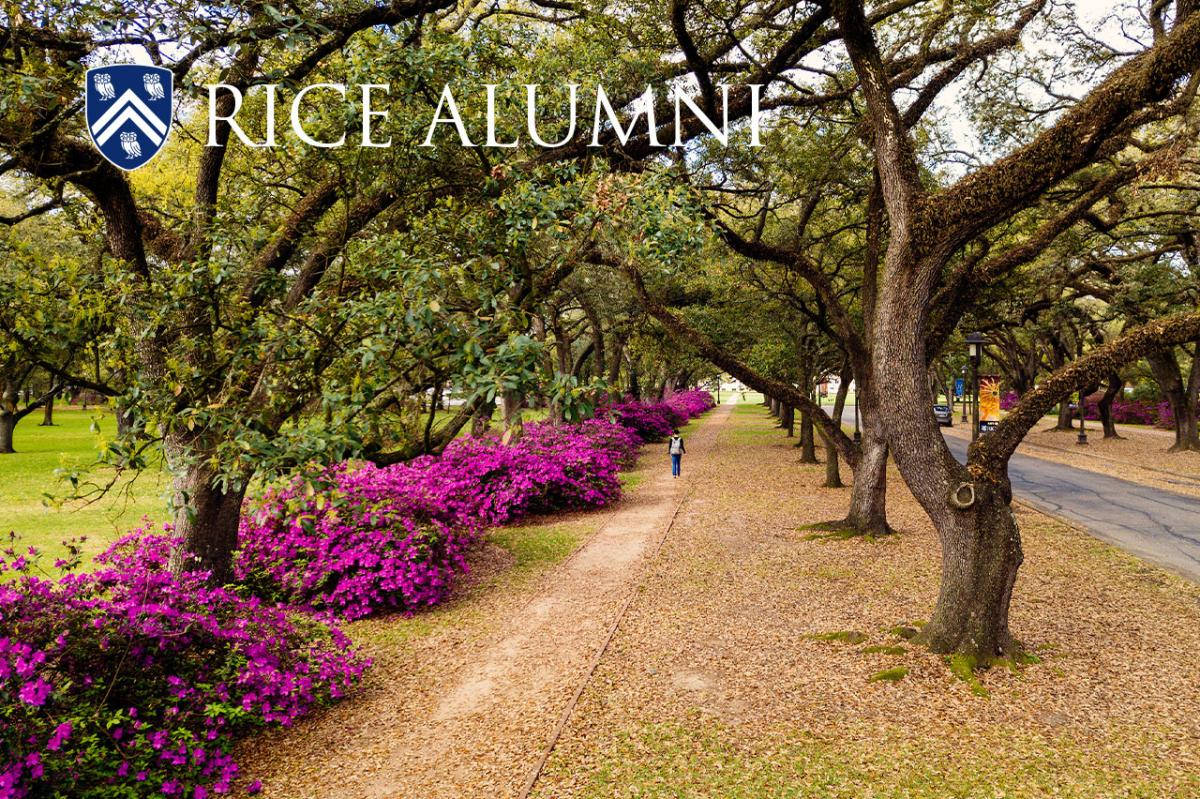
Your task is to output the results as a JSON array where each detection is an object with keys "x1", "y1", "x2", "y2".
[{"x1": 668, "y1": 429, "x2": 686, "y2": 478}]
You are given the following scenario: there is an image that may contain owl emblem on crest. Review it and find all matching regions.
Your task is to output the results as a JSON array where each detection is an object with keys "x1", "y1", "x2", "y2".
[
  {"x1": 93, "y1": 72, "x2": 116, "y2": 100},
  {"x1": 120, "y1": 131, "x2": 142, "y2": 159},
  {"x1": 143, "y1": 73, "x2": 165, "y2": 100}
]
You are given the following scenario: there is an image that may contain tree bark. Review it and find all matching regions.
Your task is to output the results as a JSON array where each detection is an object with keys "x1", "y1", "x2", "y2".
[
  {"x1": 1180, "y1": 340, "x2": 1200, "y2": 451},
  {"x1": 472, "y1": 397, "x2": 496, "y2": 436},
  {"x1": 167, "y1": 462, "x2": 247, "y2": 584},
  {"x1": 1146, "y1": 348, "x2": 1200, "y2": 451},
  {"x1": 872, "y1": 265, "x2": 1021, "y2": 656},
  {"x1": 783, "y1": 404, "x2": 795, "y2": 436},
  {"x1": 0, "y1": 412, "x2": 14, "y2": 454},
  {"x1": 798, "y1": 407, "x2": 817, "y2": 462},
  {"x1": 501, "y1": 389, "x2": 524, "y2": 443},
  {"x1": 822, "y1": 364, "x2": 852, "y2": 488},
  {"x1": 1098, "y1": 372, "x2": 1124, "y2": 439},
  {"x1": 39, "y1": 392, "x2": 55, "y2": 426},
  {"x1": 821, "y1": 428, "x2": 843, "y2": 488},
  {"x1": 919, "y1": 486, "x2": 1023, "y2": 657},
  {"x1": 1052, "y1": 399, "x2": 1074, "y2": 431},
  {"x1": 841, "y1": 419, "x2": 890, "y2": 534}
]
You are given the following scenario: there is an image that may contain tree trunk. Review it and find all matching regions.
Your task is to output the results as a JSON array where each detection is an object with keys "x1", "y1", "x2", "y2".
[
  {"x1": 1177, "y1": 341, "x2": 1200, "y2": 451},
  {"x1": 841, "y1": 426, "x2": 889, "y2": 534},
  {"x1": 873, "y1": 263, "x2": 1019, "y2": 657},
  {"x1": 1146, "y1": 349, "x2": 1200, "y2": 451},
  {"x1": 822, "y1": 364, "x2": 852, "y2": 489},
  {"x1": 919, "y1": 486, "x2": 1023, "y2": 657},
  {"x1": 821, "y1": 428, "x2": 843, "y2": 488},
  {"x1": 472, "y1": 397, "x2": 496, "y2": 436},
  {"x1": 1172, "y1": 402, "x2": 1200, "y2": 452},
  {"x1": 1052, "y1": 400, "x2": 1074, "y2": 430},
  {"x1": 0, "y1": 412, "x2": 14, "y2": 454},
  {"x1": 783, "y1": 404, "x2": 795, "y2": 436},
  {"x1": 116, "y1": 407, "x2": 134, "y2": 436},
  {"x1": 501, "y1": 389, "x2": 524, "y2": 443},
  {"x1": 798, "y1": 407, "x2": 817, "y2": 462},
  {"x1": 1098, "y1": 372, "x2": 1123, "y2": 439},
  {"x1": 167, "y1": 463, "x2": 247, "y2": 584},
  {"x1": 40, "y1": 393, "x2": 55, "y2": 426}
]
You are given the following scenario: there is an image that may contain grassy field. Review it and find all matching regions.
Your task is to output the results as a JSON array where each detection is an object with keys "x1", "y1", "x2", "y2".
[
  {"x1": 0, "y1": 401, "x2": 662, "y2": 565},
  {"x1": 1, "y1": 407, "x2": 171, "y2": 563}
]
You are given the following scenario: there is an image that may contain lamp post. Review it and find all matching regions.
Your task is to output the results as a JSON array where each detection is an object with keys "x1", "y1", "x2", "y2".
[
  {"x1": 960, "y1": 365, "x2": 969, "y2": 423},
  {"x1": 965, "y1": 332, "x2": 985, "y2": 442},
  {"x1": 1077, "y1": 389, "x2": 1089, "y2": 445}
]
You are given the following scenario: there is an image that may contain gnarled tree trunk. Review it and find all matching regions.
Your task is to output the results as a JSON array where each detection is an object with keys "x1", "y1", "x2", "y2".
[
  {"x1": 873, "y1": 264, "x2": 1020, "y2": 656},
  {"x1": 1098, "y1": 372, "x2": 1123, "y2": 439},
  {"x1": 167, "y1": 460, "x2": 247, "y2": 584},
  {"x1": 1147, "y1": 347, "x2": 1200, "y2": 452},
  {"x1": 0, "y1": 412, "x2": 14, "y2": 454},
  {"x1": 920, "y1": 484, "x2": 1023, "y2": 656},
  {"x1": 797, "y1": 406, "x2": 817, "y2": 462}
]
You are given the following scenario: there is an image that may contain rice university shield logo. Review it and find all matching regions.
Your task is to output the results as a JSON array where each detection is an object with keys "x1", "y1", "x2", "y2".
[{"x1": 85, "y1": 65, "x2": 173, "y2": 170}]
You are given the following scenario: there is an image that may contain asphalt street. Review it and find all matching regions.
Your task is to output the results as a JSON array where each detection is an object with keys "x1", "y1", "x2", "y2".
[{"x1": 830, "y1": 405, "x2": 1200, "y2": 584}]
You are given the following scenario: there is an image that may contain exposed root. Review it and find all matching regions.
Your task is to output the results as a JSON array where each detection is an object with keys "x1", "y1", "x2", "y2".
[{"x1": 799, "y1": 517, "x2": 897, "y2": 540}]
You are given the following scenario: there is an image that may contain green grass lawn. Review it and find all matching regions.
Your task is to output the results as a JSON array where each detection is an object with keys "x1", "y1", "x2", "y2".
[{"x1": 0, "y1": 408, "x2": 170, "y2": 563}]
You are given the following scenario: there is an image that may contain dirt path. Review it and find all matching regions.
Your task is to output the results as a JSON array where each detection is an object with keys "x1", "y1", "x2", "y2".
[{"x1": 243, "y1": 401, "x2": 733, "y2": 799}]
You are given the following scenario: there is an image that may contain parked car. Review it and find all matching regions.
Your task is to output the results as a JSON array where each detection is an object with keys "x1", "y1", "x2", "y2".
[{"x1": 933, "y1": 404, "x2": 953, "y2": 426}]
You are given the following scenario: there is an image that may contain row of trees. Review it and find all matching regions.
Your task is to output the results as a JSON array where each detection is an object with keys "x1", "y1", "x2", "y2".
[{"x1": 2, "y1": 0, "x2": 1198, "y2": 659}]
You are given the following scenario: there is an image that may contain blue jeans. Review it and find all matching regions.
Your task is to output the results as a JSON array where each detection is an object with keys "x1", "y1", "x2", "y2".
[{"x1": 671, "y1": 453, "x2": 682, "y2": 476}]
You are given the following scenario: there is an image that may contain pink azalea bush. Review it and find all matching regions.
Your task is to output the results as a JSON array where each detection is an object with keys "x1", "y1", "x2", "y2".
[
  {"x1": 236, "y1": 394, "x2": 711, "y2": 621},
  {"x1": 1, "y1": 529, "x2": 367, "y2": 799},
  {"x1": 606, "y1": 390, "x2": 715, "y2": 442},
  {"x1": 1000, "y1": 390, "x2": 1189, "y2": 429},
  {"x1": 664, "y1": 389, "x2": 717, "y2": 419},
  {"x1": 235, "y1": 417, "x2": 643, "y2": 619}
]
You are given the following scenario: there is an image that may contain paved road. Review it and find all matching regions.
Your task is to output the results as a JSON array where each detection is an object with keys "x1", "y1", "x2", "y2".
[{"x1": 830, "y1": 405, "x2": 1200, "y2": 583}]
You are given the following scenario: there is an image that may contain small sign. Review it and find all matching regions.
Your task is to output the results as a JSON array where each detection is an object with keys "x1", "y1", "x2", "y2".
[
  {"x1": 979, "y1": 420, "x2": 999, "y2": 434},
  {"x1": 954, "y1": 378, "x2": 965, "y2": 400}
]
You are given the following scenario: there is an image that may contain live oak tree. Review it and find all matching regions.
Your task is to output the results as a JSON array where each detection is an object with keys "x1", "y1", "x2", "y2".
[
  {"x1": 829, "y1": 0, "x2": 1200, "y2": 656},
  {"x1": 611, "y1": 0, "x2": 1200, "y2": 656},
  {"x1": 0, "y1": 0, "x2": 481, "y2": 581},
  {"x1": 0, "y1": 192, "x2": 107, "y2": 453}
]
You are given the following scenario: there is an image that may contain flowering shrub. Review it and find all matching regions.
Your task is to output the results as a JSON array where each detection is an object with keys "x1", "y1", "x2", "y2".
[
  {"x1": 236, "y1": 475, "x2": 474, "y2": 621},
  {"x1": 236, "y1": 396, "x2": 711, "y2": 621},
  {"x1": 1001, "y1": 391, "x2": 1192, "y2": 429},
  {"x1": 237, "y1": 417, "x2": 642, "y2": 619},
  {"x1": 1, "y1": 529, "x2": 367, "y2": 799},
  {"x1": 664, "y1": 389, "x2": 717, "y2": 419},
  {"x1": 605, "y1": 401, "x2": 681, "y2": 441},
  {"x1": 1077, "y1": 397, "x2": 1178, "y2": 427}
]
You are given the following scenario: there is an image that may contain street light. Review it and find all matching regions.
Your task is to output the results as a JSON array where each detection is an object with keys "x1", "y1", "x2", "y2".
[
  {"x1": 960, "y1": 365, "x2": 968, "y2": 423},
  {"x1": 965, "y1": 331, "x2": 985, "y2": 442}
]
